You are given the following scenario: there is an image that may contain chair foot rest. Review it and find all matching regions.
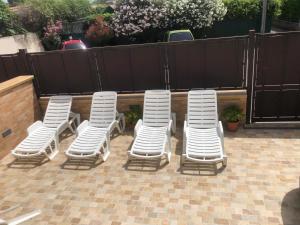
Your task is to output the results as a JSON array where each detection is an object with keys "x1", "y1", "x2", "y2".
[{"x1": 12, "y1": 151, "x2": 42, "y2": 159}]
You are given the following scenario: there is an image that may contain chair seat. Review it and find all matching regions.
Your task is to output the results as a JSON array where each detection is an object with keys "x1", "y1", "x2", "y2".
[
  {"x1": 13, "y1": 127, "x2": 56, "y2": 154},
  {"x1": 131, "y1": 126, "x2": 167, "y2": 155},
  {"x1": 186, "y1": 127, "x2": 222, "y2": 158},
  {"x1": 66, "y1": 126, "x2": 107, "y2": 157}
]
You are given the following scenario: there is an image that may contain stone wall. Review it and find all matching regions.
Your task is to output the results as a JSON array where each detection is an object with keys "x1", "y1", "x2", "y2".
[
  {"x1": 0, "y1": 33, "x2": 44, "y2": 54},
  {"x1": 39, "y1": 90, "x2": 246, "y2": 126},
  {"x1": 0, "y1": 76, "x2": 41, "y2": 159}
]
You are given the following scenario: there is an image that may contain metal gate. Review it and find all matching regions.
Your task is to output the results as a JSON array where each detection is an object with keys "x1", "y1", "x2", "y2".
[{"x1": 246, "y1": 31, "x2": 300, "y2": 123}]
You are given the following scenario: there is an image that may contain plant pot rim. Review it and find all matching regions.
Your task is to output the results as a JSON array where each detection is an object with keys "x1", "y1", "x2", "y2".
[{"x1": 226, "y1": 120, "x2": 240, "y2": 123}]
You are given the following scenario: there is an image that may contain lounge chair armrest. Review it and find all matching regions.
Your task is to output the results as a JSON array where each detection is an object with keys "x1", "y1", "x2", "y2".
[
  {"x1": 167, "y1": 120, "x2": 173, "y2": 135},
  {"x1": 27, "y1": 121, "x2": 43, "y2": 134},
  {"x1": 116, "y1": 112, "x2": 126, "y2": 133},
  {"x1": 77, "y1": 120, "x2": 89, "y2": 135},
  {"x1": 134, "y1": 119, "x2": 143, "y2": 138},
  {"x1": 69, "y1": 111, "x2": 80, "y2": 126},
  {"x1": 218, "y1": 121, "x2": 224, "y2": 138},
  {"x1": 107, "y1": 120, "x2": 117, "y2": 134},
  {"x1": 218, "y1": 121, "x2": 225, "y2": 152},
  {"x1": 171, "y1": 112, "x2": 176, "y2": 134},
  {"x1": 184, "y1": 120, "x2": 187, "y2": 135},
  {"x1": 56, "y1": 120, "x2": 68, "y2": 135}
]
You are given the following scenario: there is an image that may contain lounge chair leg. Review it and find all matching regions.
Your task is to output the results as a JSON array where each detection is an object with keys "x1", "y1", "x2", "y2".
[
  {"x1": 117, "y1": 113, "x2": 126, "y2": 134},
  {"x1": 165, "y1": 151, "x2": 171, "y2": 163},
  {"x1": 46, "y1": 139, "x2": 59, "y2": 160},
  {"x1": 54, "y1": 137, "x2": 58, "y2": 151},
  {"x1": 222, "y1": 156, "x2": 227, "y2": 167},
  {"x1": 181, "y1": 155, "x2": 186, "y2": 166},
  {"x1": 165, "y1": 138, "x2": 171, "y2": 163},
  {"x1": 102, "y1": 150, "x2": 110, "y2": 162},
  {"x1": 102, "y1": 140, "x2": 110, "y2": 161},
  {"x1": 68, "y1": 124, "x2": 75, "y2": 134},
  {"x1": 127, "y1": 152, "x2": 132, "y2": 162}
]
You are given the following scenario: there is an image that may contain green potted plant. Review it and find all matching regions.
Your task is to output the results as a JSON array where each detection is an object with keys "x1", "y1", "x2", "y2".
[
  {"x1": 222, "y1": 105, "x2": 243, "y2": 132},
  {"x1": 125, "y1": 105, "x2": 142, "y2": 130}
]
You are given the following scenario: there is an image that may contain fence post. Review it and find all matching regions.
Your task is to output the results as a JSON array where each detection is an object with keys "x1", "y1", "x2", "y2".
[
  {"x1": 18, "y1": 49, "x2": 40, "y2": 97},
  {"x1": 18, "y1": 49, "x2": 30, "y2": 74},
  {"x1": 246, "y1": 30, "x2": 256, "y2": 124}
]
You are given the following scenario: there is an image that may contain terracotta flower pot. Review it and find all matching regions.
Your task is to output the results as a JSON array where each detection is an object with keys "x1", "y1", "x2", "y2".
[{"x1": 226, "y1": 121, "x2": 240, "y2": 132}]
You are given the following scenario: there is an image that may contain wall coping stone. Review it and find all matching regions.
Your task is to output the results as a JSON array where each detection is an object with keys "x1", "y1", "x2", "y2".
[
  {"x1": 39, "y1": 90, "x2": 246, "y2": 100},
  {"x1": 0, "y1": 76, "x2": 34, "y2": 96}
]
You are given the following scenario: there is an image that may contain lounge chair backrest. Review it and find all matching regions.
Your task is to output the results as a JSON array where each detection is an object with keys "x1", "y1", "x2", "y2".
[
  {"x1": 43, "y1": 96, "x2": 72, "y2": 129},
  {"x1": 143, "y1": 90, "x2": 171, "y2": 127},
  {"x1": 187, "y1": 90, "x2": 218, "y2": 129},
  {"x1": 89, "y1": 92, "x2": 117, "y2": 128}
]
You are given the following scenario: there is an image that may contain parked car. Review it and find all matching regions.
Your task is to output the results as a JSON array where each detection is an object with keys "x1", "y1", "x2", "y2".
[
  {"x1": 164, "y1": 30, "x2": 194, "y2": 42},
  {"x1": 61, "y1": 39, "x2": 87, "y2": 50}
]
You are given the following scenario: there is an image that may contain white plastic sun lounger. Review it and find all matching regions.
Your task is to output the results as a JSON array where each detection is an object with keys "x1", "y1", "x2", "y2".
[
  {"x1": 65, "y1": 92, "x2": 119, "y2": 161},
  {"x1": 128, "y1": 90, "x2": 173, "y2": 162},
  {"x1": 0, "y1": 205, "x2": 41, "y2": 225},
  {"x1": 12, "y1": 96, "x2": 72, "y2": 160},
  {"x1": 182, "y1": 90, "x2": 227, "y2": 166}
]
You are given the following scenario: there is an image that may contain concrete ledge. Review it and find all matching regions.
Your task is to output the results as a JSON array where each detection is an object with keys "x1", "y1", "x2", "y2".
[
  {"x1": 0, "y1": 75, "x2": 34, "y2": 96},
  {"x1": 245, "y1": 122, "x2": 300, "y2": 129}
]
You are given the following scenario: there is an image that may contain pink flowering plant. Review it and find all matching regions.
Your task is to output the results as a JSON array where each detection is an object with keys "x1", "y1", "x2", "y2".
[
  {"x1": 111, "y1": 0, "x2": 168, "y2": 37},
  {"x1": 42, "y1": 20, "x2": 63, "y2": 50}
]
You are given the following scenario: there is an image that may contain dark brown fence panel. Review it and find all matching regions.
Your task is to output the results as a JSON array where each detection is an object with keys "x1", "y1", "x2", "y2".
[
  {"x1": 96, "y1": 44, "x2": 165, "y2": 92},
  {"x1": 130, "y1": 45, "x2": 165, "y2": 91},
  {"x1": 255, "y1": 33, "x2": 300, "y2": 86},
  {"x1": 95, "y1": 47, "x2": 133, "y2": 92},
  {"x1": 251, "y1": 32, "x2": 300, "y2": 122},
  {"x1": 167, "y1": 37, "x2": 247, "y2": 91},
  {"x1": 29, "y1": 50, "x2": 100, "y2": 95},
  {"x1": 254, "y1": 90, "x2": 300, "y2": 121},
  {"x1": 0, "y1": 53, "x2": 28, "y2": 82}
]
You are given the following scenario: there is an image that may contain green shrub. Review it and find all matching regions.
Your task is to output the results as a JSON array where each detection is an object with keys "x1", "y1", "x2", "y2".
[
  {"x1": 84, "y1": 12, "x2": 113, "y2": 23},
  {"x1": 125, "y1": 105, "x2": 142, "y2": 128},
  {"x1": 85, "y1": 15, "x2": 113, "y2": 46},
  {"x1": 16, "y1": 5, "x2": 46, "y2": 33},
  {"x1": 222, "y1": 105, "x2": 243, "y2": 122},
  {"x1": 0, "y1": 1, "x2": 25, "y2": 36},
  {"x1": 25, "y1": 0, "x2": 92, "y2": 22},
  {"x1": 8, "y1": 0, "x2": 25, "y2": 6},
  {"x1": 165, "y1": 0, "x2": 227, "y2": 30},
  {"x1": 223, "y1": 0, "x2": 282, "y2": 20},
  {"x1": 280, "y1": 0, "x2": 300, "y2": 22},
  {"x1": 41, "y1": 20, "x2": 63, "y2": 50}
]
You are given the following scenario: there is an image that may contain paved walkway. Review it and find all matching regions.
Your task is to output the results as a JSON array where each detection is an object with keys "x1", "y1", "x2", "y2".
[{"x1": 0, "y1": 128, "x2": 300, "y2": 225}]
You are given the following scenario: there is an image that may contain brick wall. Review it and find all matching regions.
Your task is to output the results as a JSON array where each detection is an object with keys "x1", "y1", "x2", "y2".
[
  {"x1": 0, "y1": 76, "x2": 41, "y2": 159},
  {"x1": 39, "y1": 90, "x2": 246, "y2": 126}
]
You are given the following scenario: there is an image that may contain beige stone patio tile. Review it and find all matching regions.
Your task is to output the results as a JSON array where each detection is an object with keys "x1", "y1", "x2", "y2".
[{"x1": 0, "y1": 129, "x2": 299, "y2": 224}]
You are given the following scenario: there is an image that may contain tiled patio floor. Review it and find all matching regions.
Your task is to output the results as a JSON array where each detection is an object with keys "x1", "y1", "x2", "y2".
[{"x1": 0, "y1": 128, "x2": 300, "y2": 225}]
